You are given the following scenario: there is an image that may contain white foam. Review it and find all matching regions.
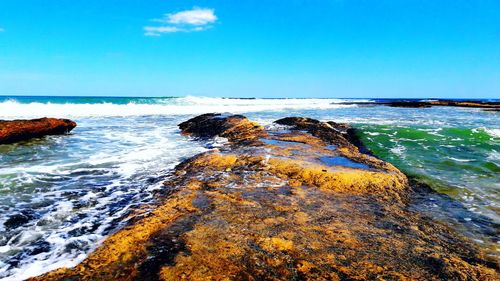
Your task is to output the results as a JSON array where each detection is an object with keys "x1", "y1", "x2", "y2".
[
  {"x1": 447, "y1": 157, "x2": 475, "y2": 162},
  {"x1": 488, "y1": 150, "x2": 500, "y2": 162},
  {"x1": 0, "y1": 246, "x2": 10, "y2": 254},
  {"x1": 484, "y1": 128, "x2": 500, "y2": 138},
  {"x1": 0, "y1": 97, "x2": 356, "y2": 119},
  {"x1": 389, "y1": 144, "x2": 406, "y2": 156}
]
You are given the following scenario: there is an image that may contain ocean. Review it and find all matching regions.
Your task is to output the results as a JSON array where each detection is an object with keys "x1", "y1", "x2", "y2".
[{"x1": 0, "y1": 96, "x2": 498, "y2": 280}]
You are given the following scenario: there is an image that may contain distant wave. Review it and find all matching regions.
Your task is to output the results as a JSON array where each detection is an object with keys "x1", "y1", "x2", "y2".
[{"x1": 0, "y1": 96, "x2": 361, "y2": 118}]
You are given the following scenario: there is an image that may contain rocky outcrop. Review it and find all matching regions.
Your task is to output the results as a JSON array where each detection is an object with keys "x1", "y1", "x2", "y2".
[
  {"x1": 387, "y1": 101, "x2": 433, "y2": 108},
  {"x1": 274, "y1": 117, "x2": 354, "y2": 148},
  {"x1": 33, "y1": 114, "x2": 498, "y2": 281},
  {"x1": 0, "y1": 117, "x2": 77, "y2": 144},
  {"x1": 428, "y1": 100, "x2": 500, "y2": 108},
  {"x1": 338, "y1": 99, "x2": 500, "y2": 109},
  {"x1": 178, "y1": 113, "x2": 266, "y2": 144}
]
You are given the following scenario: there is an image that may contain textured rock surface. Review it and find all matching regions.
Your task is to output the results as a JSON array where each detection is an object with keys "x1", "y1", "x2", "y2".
[
  {"x1": 0, "y1": 117, "x2": 77, "y2": 144},
  {"x1": 178, "y1": 113, "x2": 266, "y2": 144},
  {"x1": 32, "y1": 114, "x2": 498, "y2": 281}
]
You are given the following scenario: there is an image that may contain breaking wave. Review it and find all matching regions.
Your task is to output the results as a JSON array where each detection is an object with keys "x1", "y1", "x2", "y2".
[{"x1": 0, "y1": 96, "x2": 361, "y2": 119}]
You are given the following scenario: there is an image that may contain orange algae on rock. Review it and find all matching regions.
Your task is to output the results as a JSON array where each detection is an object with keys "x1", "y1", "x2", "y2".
[
  {"x1": 0, "y1": 117, "x2": 76, "y2": 144},
  {"x1": 32, "y1": 114, "x2": 498, "y2": 281},
  {"x1": 178, "y1": 113, "x2": 267, "y2": 144}
]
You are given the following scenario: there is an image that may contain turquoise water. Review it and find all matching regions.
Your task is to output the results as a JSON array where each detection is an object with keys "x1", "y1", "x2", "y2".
[
  {"x1": 0, "y1": 96, "x2": 498, "y2": 280},
  {"x1": 358, "y1": 125, "x2": 499, "y2": 218}
]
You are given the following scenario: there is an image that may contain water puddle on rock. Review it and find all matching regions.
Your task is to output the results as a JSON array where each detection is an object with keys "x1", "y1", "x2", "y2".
[{"x1": 319, "y1": 156, "x2": 372, "y2": 170}]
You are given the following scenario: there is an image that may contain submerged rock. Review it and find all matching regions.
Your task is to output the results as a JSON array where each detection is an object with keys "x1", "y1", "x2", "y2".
[
  {"x1": 33, "y1": 114, "x2": 498, "y2": 281},
  {"x1": 4, "y1": 210, "x2": 37, "y2": 229},
  {"x1": 0, "y1": 117, "x2": 77, "y2": 144}
]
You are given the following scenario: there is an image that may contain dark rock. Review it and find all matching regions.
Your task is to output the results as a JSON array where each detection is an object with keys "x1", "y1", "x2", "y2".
[
  {"x1": 0, "y1": 117, "x2": 77, "y2": 144},
  {"x1": 326, "y1": 121, "x2": 350, "y2": 131},
  {"x1": 429, "y1": 100, "x2": 500, "y2": 108},
  {"x1": 179, "y1": 113, "x2": 266, "y2": 144},
  {"x1": 337, "y1": 99, "x2": 500, "y2": 109},
  {"x1": 275, "y1": 117, "x2": 354, "y2": 148},
  {"x1": 29, "y1": 240, "x2": 52, "y2": 256},
  {"x1": 4, "y1": 210, "x2": 37, "y2": 229},
  {"x1": 386, "y1": 101, "x2": 432, "y2": 108}
]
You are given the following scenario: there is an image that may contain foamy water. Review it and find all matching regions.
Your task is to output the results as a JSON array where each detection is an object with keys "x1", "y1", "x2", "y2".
[
  {"x1": 0, "y1": 96, "x2": 498, "y2": 280},
  {"x1": 0, "y1": 96, "x2": 357, "y2": 118},
  {"x1": 0, "y1": 115, "x2": 207, "y2": 280}
]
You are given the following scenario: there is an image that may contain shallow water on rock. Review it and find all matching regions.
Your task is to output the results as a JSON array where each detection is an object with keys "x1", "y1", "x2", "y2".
[
  {"x1": 319, "y1": 156, "x2": 371, "y2": 170},
  {"x1": 248, "y1": 106, "x2": 499, "y2": 227}
]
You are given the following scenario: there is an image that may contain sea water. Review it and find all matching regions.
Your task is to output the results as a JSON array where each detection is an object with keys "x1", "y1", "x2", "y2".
[{"x1": 0, "y1": 96, "x2": 498, "y2": 280}]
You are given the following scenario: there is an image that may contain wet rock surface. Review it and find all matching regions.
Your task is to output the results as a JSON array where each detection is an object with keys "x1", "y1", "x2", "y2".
[
  {"x1": 33, "y1": 114, "x2": 498, "y2": 280},
  {"x1": 178, "y1": 113, "x2": 266, "y2": 144},
  {"x1": 0, "y1": 117, "x2": 77, "y2": 144},
  {"x1": 3, "y1": 210, "x2": 38, "y2": 229}
]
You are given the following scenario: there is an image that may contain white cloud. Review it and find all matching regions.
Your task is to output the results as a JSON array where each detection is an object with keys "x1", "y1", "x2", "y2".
[
  {"x1": 144, "y1": 26, "x2": 182, "y2": 36},
  {"x1": 165, "y1": 7, "x2": 217, "y2": 25},
  {"x1": 144, "y1": 7, "x2": 217, "y2": 36},
  {"x1": 144, "y1": 25, "x2": 211, "y2": 36}
]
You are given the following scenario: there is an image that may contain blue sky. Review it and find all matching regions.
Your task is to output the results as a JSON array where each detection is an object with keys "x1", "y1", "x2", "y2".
[{"x1": 0, "y1": 0, "x2": 498, "y2": 98}]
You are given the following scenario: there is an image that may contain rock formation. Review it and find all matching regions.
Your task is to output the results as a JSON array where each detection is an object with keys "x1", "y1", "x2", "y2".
[
  {"x1": 427, "y1": 100, "x2": 500, "y2": 108},
  {"x1": 0, "y1": 117, "x2": 77, "y2": 144},
  {"x1": 32, "y1": 114, "x2": 498, "y2": 281},
  {"x1": 337, "y1": 99, "x2": 500, "y2": 109}
]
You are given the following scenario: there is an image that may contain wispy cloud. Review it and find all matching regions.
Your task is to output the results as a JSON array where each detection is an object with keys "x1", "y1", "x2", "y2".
[
  {"x1": 144, "y1": 7, "x2": 217, "y2": 36},
  {"x1": 163, "y1": 7, "x2": 217, "y2": 25},
  {"x1": 144, "y1": 26, "x2": 182, "y2": 36}
]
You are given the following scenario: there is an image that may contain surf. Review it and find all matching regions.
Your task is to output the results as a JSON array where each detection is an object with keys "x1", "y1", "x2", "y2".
[{"x1": 0, "y1": 96, "x2": 358, "y2": 119}]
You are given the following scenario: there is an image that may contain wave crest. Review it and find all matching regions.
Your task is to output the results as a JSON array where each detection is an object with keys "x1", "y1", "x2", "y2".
[{"x1": 0, "y1": 97, "x2": 358, "y2": 118}]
